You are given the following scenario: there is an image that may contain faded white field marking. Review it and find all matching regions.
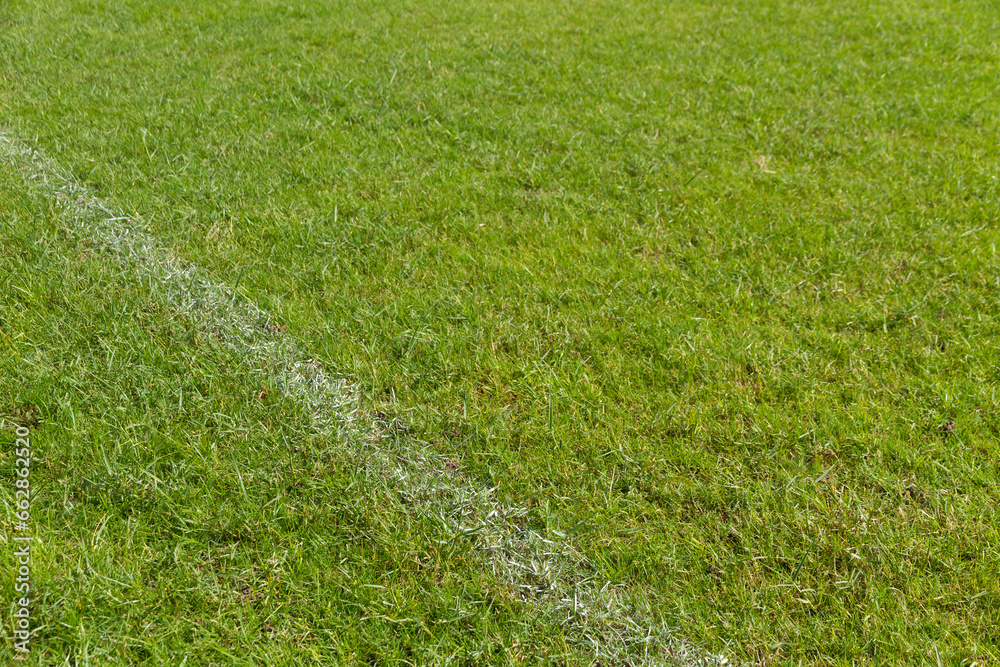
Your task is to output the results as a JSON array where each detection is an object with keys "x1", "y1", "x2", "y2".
[{"x1": 1, "y1": 133, "x2": 728, "y2": 666}]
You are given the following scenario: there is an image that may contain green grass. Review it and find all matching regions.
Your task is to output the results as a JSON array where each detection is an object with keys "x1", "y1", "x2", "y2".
[{"x1": 2, "y1": 0, "x2": 1000, "y2": 664}]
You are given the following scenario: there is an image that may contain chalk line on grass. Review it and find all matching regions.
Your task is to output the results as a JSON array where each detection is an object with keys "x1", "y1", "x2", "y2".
[{"x1": 0, "y1": 132, "x2": 728, "y2": 666}]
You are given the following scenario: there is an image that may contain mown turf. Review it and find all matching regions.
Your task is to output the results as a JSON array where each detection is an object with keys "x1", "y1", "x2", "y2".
[{"x1": 2, "y1": 0, "x2": 1000, "y2": 664}]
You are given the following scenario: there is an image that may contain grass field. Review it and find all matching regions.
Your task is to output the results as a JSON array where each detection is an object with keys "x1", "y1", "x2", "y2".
[{"x1": 2, "y1": 0, "x2": 999, "y2": 664}]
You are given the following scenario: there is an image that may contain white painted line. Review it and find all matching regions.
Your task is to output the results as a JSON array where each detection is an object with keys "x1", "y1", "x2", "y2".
[{"x1": 0, "y1": 132, "x2": 728, "y2": 666}]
